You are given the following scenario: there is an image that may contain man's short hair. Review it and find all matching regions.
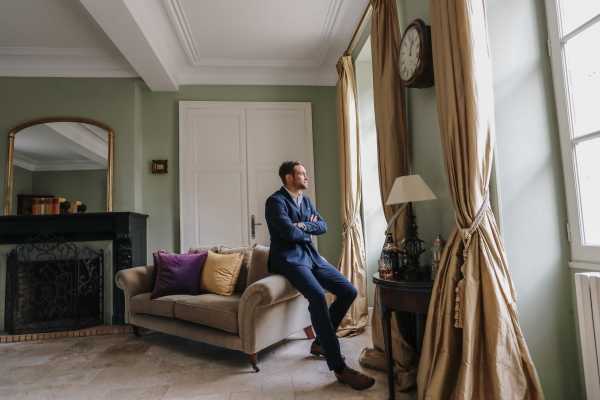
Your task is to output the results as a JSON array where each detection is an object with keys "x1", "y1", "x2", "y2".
[{"x1": 278, "y1": 161, "x2": 301, "y2": 184}]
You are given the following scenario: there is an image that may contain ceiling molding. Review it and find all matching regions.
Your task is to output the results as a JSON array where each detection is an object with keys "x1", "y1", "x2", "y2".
[
  {"x1": 0, "y1": 46, "x2": 137, "y2": 78},
  {"x1": 176, "y1": 65, "x2": 337, "y2": 86},
  {"x1": 163, "y1": 0, "x2": 201, "y2": 66},
  {"x1": 13, "y1": 155, "x2": 37, "y2": 172},
  {"x1": 33, "y1": 160, "x2": 106, "y2": 171},
  {"x1": 14, "y1": 158, "x2": 105, "y2": 172},
  {"x1": 165, "y1": 0, "x2": 343, "y2": 69}
]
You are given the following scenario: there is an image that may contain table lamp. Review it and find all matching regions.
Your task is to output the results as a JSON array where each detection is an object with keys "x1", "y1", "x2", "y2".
[{"x1": 385, "y1": 175, "x2": 436, "y2": 274}]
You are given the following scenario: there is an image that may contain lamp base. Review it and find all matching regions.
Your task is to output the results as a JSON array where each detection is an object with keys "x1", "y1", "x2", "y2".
[{"x1": 397, "y1": 204, "x2": 427, "y2": 281}]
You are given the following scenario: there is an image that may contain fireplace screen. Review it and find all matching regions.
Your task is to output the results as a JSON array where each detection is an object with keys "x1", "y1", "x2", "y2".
[{"x1": 5, "y1": 238, "x2": 104, "y2": 334}]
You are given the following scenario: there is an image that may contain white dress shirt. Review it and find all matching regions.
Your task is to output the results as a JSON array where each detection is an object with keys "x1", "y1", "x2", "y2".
[{"x1": 283, "y1": 186, "x2": 303, "y2": 208}]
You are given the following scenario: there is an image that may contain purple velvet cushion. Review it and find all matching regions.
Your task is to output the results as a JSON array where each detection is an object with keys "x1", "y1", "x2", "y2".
[{"x1": 151, "y1": 250, "x2": 208, "y2": 299}]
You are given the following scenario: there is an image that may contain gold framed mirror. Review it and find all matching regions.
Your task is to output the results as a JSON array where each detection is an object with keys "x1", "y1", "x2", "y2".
[{"x1": 3, "y1": 117, "x2": 114, "y2": 215}]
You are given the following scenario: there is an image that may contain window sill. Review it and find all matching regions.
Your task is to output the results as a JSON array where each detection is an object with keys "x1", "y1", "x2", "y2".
[{"x1": 570, "y1": 261, "x2": 600, "y2": 272}]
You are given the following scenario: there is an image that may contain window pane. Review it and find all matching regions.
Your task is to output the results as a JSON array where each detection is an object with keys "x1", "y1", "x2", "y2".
[
  {"x1": 565, "y1": 21, "x2": 600, "y2": 138},
  {"x1": 575, "y1": 137, "x2": 600, "y2": 245},
  {"x1": 559, "y1": 0, "x2": 600, "y2": 34}
]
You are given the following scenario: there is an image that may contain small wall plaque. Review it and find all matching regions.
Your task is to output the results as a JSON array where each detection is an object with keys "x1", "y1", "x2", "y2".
[{"x1": 151, "y1": 160, "x2": 168, "y2": 174}]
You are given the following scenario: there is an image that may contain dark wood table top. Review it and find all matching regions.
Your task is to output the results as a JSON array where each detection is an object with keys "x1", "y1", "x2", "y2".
[{"x1": 372, "y1": 272, "x2": 433, "y2": 290}]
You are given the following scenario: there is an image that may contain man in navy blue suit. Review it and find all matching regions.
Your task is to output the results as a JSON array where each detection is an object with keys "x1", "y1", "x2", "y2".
[{"x1": 265, "y1": 161, "x2": 375, "y2": 391}]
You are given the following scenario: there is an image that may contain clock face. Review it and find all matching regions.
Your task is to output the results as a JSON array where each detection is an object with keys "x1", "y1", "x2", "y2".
[{"x1": 399, "y1": 27, "x2": 422, "y2": 81}]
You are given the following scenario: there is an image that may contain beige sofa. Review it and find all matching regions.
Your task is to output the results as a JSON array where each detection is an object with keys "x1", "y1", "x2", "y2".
[{"x1": 115, "y1": 245, "x2": 313, "y2": 371}]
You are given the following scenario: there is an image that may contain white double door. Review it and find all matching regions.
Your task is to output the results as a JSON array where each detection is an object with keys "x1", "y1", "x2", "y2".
[{"x1": 179, "y1": 101, "x2": 316, "y2": 251}]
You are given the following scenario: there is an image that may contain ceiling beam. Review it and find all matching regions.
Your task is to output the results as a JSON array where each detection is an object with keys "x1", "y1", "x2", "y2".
[{"x1": 80, "y1": 0, "x2": 179, "y2": 91}]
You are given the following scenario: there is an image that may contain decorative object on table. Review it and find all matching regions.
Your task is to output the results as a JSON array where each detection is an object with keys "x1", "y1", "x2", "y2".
[
  {"x1": 69, "y1": 201, "x2": 82, "y2": 214},
  {"x1": 77, "y1": 203, "x2": 87, "y2": 213},
  {"x1": 430, "y1": 234, "x2": 445, "y2": 280},
  {"x1": 17, "y1": 195, "x2": 57, "y2": 215},
  {"x1": 378, "y1": 232, "x2": 398, "y2": 280},
  {"x1": 383, "y1": 175, "x2": 436, "y2": 280},
  {"x1": 151, "y1": 159, "x2": 168, "y2": 174},
  {"x1": 60, "y1": 200, "x2": 70, "y2": 214},
  {"x1": 399, "y1": 19, "x2": 434, "y2": 88}
]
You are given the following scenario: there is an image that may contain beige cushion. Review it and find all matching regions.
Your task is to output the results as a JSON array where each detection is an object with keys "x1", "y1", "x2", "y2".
[
  {"x1": 188, "y1": 245, "x2": 251, "y2": 293},
  {"x1": 130, "y1": 292, "x2": 193, "y2": 318},
  {"x1": 200, "y1": 251, "x2": 244, "y2": 296},
  {"x1": 247, "y1": 245, "x2": 270, "y2": 286},
  {"x1": 216, "y1": 246, "x2": 253, "y2": 293},
  {"x1": 174, "y1": 294, "x2": 241, "y2": 334}
]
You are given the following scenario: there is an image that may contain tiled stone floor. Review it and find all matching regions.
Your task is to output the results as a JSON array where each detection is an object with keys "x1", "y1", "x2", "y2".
[{"x1": 0, "y1": 326, "x2": 416, "y2": 399}]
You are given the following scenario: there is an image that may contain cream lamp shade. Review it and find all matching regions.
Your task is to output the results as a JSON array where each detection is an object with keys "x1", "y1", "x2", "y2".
[{"x1": 385, "y1": 174, "x2": 437, "y2": 206}]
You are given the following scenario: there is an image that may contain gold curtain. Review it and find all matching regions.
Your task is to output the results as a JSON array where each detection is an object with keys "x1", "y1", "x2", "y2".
[
  {"x1": 358, "y1": 0, "x2": 417, "y2": 391},
  {"x1": 336, "y1": 55, "x2": 369, "y2": 336},
  {"x1": 417, "y1": 0, "x2": 544, "y2": 398},
  {"x1": 371, "y1": 0, "x2": 410, "y2": 243}
]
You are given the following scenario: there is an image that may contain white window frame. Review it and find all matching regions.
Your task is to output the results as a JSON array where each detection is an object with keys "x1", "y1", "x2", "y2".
[{"x1": 545, "y1": 0, "x2": 600, "y2": 268}]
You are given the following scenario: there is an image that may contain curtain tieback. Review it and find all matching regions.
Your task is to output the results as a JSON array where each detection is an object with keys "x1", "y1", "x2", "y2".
[
  {"x1": 342, "y1": 215, "x2": 361, "y2": 236},
  {"x1": 454, "y1": 192, "x2": 491, "y2": 329}
]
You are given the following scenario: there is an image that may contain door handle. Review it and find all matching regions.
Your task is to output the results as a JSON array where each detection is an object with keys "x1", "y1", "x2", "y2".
[{"x1": 251, "y1": 215, "x2": 263, "y2": 239}]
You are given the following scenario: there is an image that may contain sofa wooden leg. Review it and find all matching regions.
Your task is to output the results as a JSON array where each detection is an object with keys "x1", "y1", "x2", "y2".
[
  {"x1": 248, "y1": 353, "x2": 259, "y2": 372},
  {"x1": 303, "y1": 326, "x2": 316, "y2": 340},
  {"x1": 132, "y1": 325, "x2": 142, "y2": 337}
]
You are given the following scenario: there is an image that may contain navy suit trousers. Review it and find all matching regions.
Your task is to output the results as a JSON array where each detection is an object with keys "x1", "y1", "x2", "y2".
[{"x1": 274, "y1": 260, "x2": 357, "y2": 371}]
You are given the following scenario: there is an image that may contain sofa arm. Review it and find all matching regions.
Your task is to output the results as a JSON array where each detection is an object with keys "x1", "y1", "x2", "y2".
[
  {"x1": 238, "y1": 274, "x2": 303, "y2": 353},
  {"x1": 240, "y1": 274, "x2": 299, "y2": 308},
  {"x1": 115, "y1": 265, "x2": 155, "y2": 298}
]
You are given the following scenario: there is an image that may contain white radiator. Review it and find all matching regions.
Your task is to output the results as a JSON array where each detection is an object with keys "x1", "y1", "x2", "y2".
[{"x1": 575, "y1": 272, "x2": 600, "y2": 399}]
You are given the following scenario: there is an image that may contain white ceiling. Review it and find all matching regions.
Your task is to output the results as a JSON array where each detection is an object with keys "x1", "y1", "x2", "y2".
[
  {"x1": 0, "y1": 0, "x2": 136, "y2": 78},
  {"x1": 0, "y1": 0, "x2": 369, "y2": 89}
]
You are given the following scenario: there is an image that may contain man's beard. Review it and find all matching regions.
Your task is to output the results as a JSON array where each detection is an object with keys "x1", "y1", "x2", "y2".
[{"x1": 297, "y1": 181, "x2": 308, "y2": 190}]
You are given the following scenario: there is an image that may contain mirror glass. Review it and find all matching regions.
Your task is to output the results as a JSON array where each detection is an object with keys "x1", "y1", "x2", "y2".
[{"x1": 8, "y1": 121, "x2": 111, "y2": 215}]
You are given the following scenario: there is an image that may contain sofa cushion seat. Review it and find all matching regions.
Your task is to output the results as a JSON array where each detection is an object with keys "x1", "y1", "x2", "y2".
[
  {"x1": 174, "y1": 294, "x2": 241, "y2": 334},
  {"x1": 130, "y1": 292, "x2": 193, "y2": 318}
]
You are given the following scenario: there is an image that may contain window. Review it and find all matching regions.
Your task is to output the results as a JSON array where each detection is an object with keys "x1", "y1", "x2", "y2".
[
  {"x1": 355, "y1": 37, "x2": 388, "y2": 299},
  {"x1": 546, "y1": 1, "x2": 600, "y2": 265}
]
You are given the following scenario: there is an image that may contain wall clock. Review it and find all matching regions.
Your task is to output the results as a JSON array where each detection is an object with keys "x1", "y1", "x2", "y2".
[{"x1": 399, "y1": 19, "x2": 434, "y2": 88}]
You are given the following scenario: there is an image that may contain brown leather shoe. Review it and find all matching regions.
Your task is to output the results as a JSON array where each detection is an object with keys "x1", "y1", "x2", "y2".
[
  {"x1": 310, "y1": 341, "x2": 325, "y2": 357},
  {"x1": 310, "y1": 341, "x2": 346, "y2": 361},
  {"x1": 335, "y1": 366, "x2": 375, "y2": 390}
]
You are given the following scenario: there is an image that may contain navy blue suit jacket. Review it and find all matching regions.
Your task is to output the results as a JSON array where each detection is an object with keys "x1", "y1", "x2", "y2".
[{"x1": 265, "y1": 187, "x2": 329, "y2": 272}]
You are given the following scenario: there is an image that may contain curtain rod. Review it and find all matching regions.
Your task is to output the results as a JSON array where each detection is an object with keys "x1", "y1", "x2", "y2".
[{"x1": 344, "y1": 3, "x2": 373, "y2": 56}]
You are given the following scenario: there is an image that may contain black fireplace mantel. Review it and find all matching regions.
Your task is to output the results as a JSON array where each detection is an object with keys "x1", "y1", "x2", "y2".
[{"x1": 0, "y1": 212, "x2": 148, "y2": 324}]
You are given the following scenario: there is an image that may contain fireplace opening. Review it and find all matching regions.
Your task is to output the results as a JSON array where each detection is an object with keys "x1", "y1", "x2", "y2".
[{"x1": 4, "y1": 237, "x2": 104, "y2": 334}]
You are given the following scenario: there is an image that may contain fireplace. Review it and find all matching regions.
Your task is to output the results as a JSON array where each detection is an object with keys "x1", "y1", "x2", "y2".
[
  {"x1": 0, "y1": 212, "x2": 148, "y2": 330},
  {"x1": 5, "y1": 238, "x2": 104, "y2": 334}
]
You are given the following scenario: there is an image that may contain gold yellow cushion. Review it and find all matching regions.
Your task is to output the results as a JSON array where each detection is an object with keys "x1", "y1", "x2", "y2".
[{"x1": 200, "y1": 251, "x2": 244, "y2": 296}]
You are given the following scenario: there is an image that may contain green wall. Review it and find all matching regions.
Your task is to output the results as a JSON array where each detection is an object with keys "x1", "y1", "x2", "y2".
[
  {"x1": 0, "y1": 78, "x2": 341, "y2": 265},
  {"x1": 398, "y1": 0, "x2": 582, "y2": 398}
]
